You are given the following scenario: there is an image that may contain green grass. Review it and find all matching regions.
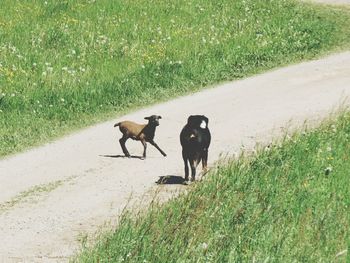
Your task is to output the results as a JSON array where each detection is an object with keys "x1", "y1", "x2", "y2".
[
  {"x1": 1, "y1": 0, "x2": 350, "y2": 157},
  {"x1": 75, "y1": 111, "x2": 350, "y2": 262}
]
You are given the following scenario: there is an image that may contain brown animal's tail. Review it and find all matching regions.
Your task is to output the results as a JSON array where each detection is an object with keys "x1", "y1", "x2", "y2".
[{"x1": 113, "y1": 122, "x2": 120, "y2": 127}]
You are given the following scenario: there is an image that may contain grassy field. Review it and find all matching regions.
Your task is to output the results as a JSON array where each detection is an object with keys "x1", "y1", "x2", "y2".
[
  {"x1": 75, "y1": 111, "x2": 350, "y2": 262},
  {"x1": 1, "y1": 0, "x2": 350, "y2": 157}
]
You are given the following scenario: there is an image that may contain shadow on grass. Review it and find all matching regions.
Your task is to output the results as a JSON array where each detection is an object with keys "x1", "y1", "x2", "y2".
[
  {"x1": 100, "y1": 154, "x2": 144, "y2": 160},
  {"x1": 156, "y1": 175, "x2": 187, "y2": 185}
]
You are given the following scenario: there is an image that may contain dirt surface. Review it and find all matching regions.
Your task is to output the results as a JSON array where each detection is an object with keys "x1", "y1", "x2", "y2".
[{"x1": 1, "y1": 50, "x2": 350, "y2": 261}]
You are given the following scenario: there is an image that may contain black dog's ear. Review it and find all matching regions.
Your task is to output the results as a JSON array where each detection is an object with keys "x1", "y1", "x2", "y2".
[
  {"x1": 187, "y1": 115, "x2": 195, "y2": 124},
  {"x1": 144, "y1": 116, "x2": 150, "y2": 120},
  {"x1": 158, "y1": 115, "x2": 162, "y2": 119},
  {"x1": 203, "y1": 116, "x2": 209, "y2": 125}
]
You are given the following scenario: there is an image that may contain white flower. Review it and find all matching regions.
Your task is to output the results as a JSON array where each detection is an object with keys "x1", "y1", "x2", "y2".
[{"x1": 201, "y1": 242, "x2": 208, "y2": 251}]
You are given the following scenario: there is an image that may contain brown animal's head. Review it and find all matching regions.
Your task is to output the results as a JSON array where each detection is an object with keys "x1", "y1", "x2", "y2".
[
  {"x1": 187, "y1": 115, "x2": 209, "y2": 129},
  {"x1": 144, "y1": 115, "x2": 162, "y2": 126}
]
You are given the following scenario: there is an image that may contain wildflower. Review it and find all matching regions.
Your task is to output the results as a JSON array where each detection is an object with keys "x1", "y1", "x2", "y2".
[
  {"x1": 331, "y1": 124, "x2": 337, "y2": 132},
  {"x1": 201, "y1": 242, "x2": 208, "y2": 251},
  {"x1": 60, "y1": 98, "x2": 65, "y2": 102},
  {"x1": 326, "y1": 146, "x2": 332, "y2": 152}
]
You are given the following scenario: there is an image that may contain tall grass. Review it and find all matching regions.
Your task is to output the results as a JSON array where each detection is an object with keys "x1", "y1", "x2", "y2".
[
  {"x1": 1, "y1": 0, "x2": 350, "y2": 157},
  {"x1": 75, "y1": 111, "x2": 350, "y2": 262}
]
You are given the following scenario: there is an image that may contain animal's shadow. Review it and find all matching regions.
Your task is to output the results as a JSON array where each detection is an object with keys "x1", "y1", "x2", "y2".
[
  {"x1": 100, "y1": 154, "x2": 144, "y2": 160},
  {"x1": 156, "y1": 175, "x2": 187, "y2": 185}
]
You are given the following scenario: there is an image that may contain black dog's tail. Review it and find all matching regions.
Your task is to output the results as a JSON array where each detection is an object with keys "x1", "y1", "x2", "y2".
[{"x1": 113, "y1": 122, "x2": 120, "y2": 127}]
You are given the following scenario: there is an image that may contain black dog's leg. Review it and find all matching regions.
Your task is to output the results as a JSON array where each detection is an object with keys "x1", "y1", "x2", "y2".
[
  {"x1": 202, "y1": 149, "x2": 208, "y2": 173},
  {"x1": 182, "y1": 150, "x2": 189, "y2": 181},
  {"x1": 190, "y1": 157, "x2": 197, "y2": 182},
  {"x1": 119, "y1": 135, "x2": 130, "y2": 157},
  {"x1": 149, "y1": 140, "x2": 167, "y2": 157}
]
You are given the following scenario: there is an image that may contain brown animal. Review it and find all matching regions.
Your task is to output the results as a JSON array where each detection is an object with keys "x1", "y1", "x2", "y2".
[{"x1": 114, "y1": 115, "x2": 167, "y2": 159}]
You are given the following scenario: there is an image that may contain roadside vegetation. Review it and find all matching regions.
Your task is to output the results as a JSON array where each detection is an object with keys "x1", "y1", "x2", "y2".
[
  {"x1": 76, "y1": 111, "x2": 350, "y2": 262},
  {"x1": 1, "y1": 0, "x2": 350, "y2": 157}
]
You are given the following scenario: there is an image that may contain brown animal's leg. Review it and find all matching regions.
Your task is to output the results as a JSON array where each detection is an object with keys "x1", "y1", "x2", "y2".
[
  {"x1": 202, "y1": 149, "x2": 208, "y2": 173},
  {"x1": 149, "y1": 140, "x2": 167, "y2": 157},
  {"x1": 182, "y1": 150, "x2": 189, "y2": 181},
  {"x1": 141, "y1": 139, "x2": 147, "y2": 159},
  {"x1": 119, "y1": 135, "x2": 130, "y2": 157}
]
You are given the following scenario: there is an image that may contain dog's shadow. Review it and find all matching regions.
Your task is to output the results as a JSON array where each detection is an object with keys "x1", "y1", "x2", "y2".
[
  {"x1": 156, "y1": 175, "x2": 187, "y2": 185},
  {"x1": 100, "y1": 154, "x2": 144, "y2": 160}
]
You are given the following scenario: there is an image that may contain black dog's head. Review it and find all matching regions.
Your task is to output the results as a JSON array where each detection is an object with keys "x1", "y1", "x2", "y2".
[
  {"x1": 145, "y1": 115, "x2": 162, "y2": 126},
  {"x1": 187, "y1": 115, "x2": 209, "y2": 129}
]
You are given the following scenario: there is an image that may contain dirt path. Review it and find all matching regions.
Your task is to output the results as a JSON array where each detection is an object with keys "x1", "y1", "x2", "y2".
[{"x1": 1, "y1": 49, "x2": 350, "y2": 261}]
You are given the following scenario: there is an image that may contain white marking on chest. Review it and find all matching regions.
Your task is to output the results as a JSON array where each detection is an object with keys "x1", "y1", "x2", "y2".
[{"x1": 200, "y1": 120, "x2": 207, "y2": 129}]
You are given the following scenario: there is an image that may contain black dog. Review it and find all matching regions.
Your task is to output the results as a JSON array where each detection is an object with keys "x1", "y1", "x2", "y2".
[{"x1": 180, "y1": 115, "x2": 211, "y2": 181}]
